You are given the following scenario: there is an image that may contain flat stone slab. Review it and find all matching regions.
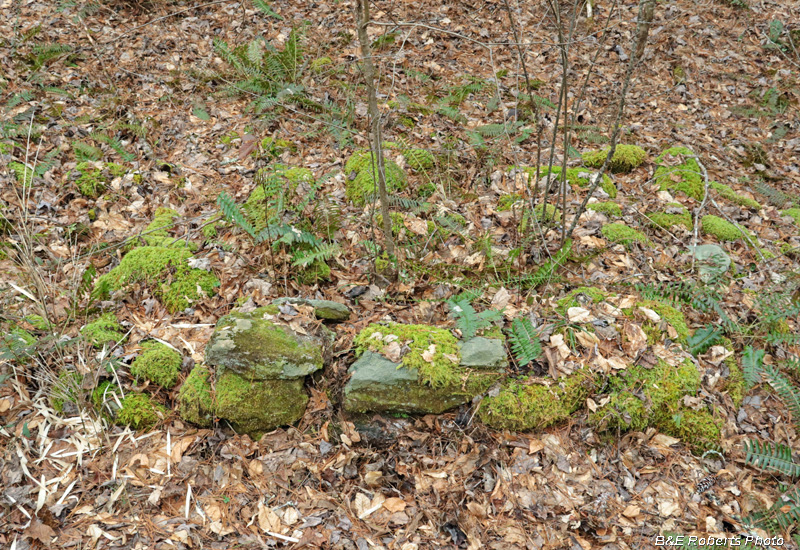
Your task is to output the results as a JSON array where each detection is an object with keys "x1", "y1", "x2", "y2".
[
  {"x1": 273, "y1": 297, "x2": 351, "y2": 322},
  {"x1": 459, "y1": 337, "x2": 507, "y2": 369}
]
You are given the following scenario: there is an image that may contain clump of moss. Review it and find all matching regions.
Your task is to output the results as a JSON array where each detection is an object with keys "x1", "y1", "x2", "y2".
[
  {"x1": 590, "y1": 359, "x2": 720, "y2": 452},
  {"x1": 718, "y1": 337, "x2": 745, "y2": 407},
  {"x1": 479, "y1": 369, "x2": 597, "y2": 430},
  {"x1": 535, "y1": 165, "x2": 617, "y2": 198},
  {"x1": 637, "y1": 299, "x2": 691, "y2": 343},
  {"x1": 177, "y1": 365, "x2": 214, "y2": 427},
  {"x1": 72, "y1": 162, "x2": 125, "y2": 199},
  {"x1": 782, "y1": 208, "x2": 800, "y2": 227},
  {"x1": 648, "y1": 203, "x2": 692, "y2": 231},
  {"x1": 701, "y1": 215, "x2": 755, "y2": 243},
  {"x1": 404, "y1": 148, "x2": 435, "y2": 171},
  {"x1": 258, "y1": 137, "x2": 296, "y2": 158},
  {"x1": 295, "y1": 257, "x2": 331, "y2": 284},
  {"x1": 556, "y1": 287, "x2": 609, "y2": 315},
  {"x1": 498, "y1": 193, "x2": 523, "y2": 212},
  {"x1": 51, "y1": 370, "x2": 82, "y2": 413},
  {"x1": 130, "y1": 341, "x2": 182, "y2": 389},
  {"x1": 9, "y1": 161, "x2": 34, "y2": 187},
  {"x1": 23, "y1": 314, "x2": 50, "y2": 331},
  {"x1": 93, "y1": 246, "x2": 219, "y2": 313},
  {"x1": 202, "y1": 221, "x2": 219, "y2": 240},
  {"x1": 710, "y1": 182, "x2": 760, "y2": 210},
  {"x1": 244, "y1": 164, "x2": 316, "y2": 231},
  {"x1": 116, "y1": 393, "x2": 168, "y2": 430},
  {"x1": 354, "y1": 323, "x2": 462, "y2": 387},
  {"x1": 345, "y1": 151, "x2": 408, "y2": 206},
  {"x1": 141, "y1": 207, "x2": 194, "y2": 249},
  {"x1": 81, "y1": 313, "x2": 126, "y2": 348},
  {"x1": 601, "y1": 223, "x2": 650, "y2": 248},
  {"x1": 582, "y1": 144, "x2": 647, "y2": 173},
  {"x1": 654, "y1": 147, "x2": 703, "y2": 200},
  {"x1": 310, "y1": 57, "x2": 332, "y2": 72},
  {"x1": 586, "y1": 201, "x2": 622, "y2": 217}
]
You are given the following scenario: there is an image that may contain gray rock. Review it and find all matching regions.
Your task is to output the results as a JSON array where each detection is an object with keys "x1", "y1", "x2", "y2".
[
  {"x1": 273, "y1": 297, "x2": 351, "y2": 322},
  {"x1": 689, "y1": 244, "x2": 730, "y2": 283},
  {"x1": 459, "y1": 337, "x2": 507, "y2": 369}
]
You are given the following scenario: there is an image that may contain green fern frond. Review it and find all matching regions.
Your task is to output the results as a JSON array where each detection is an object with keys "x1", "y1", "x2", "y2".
[
  {"x1": 687, "y1": 325, "x2": 723, "y2": 357},
  {"x1": 508, "y1": 317, "x2": 542, "y2": 367},
  {"x1": 436, "y1": 105, "x2": 466, "y2": 124},
  {"x1": 73, "y1": 141, "x2": 103, "y2": 162},
  {"x1": 745, "y1": 439, "x2": 800, "y2": 477},
  {"x1": 292, "y1": 242, "x2": 340, "y2": 267},
  {"x1": 34, "y1": 149, "x2": 60, "y2": 177},
  {"x1": 447, "y1": 299, "x2": 502, "y2": 339},
  {"x1": 252, "y1": 0, "x2": 282, "y2": 18},
  {"x1": 217, "y1": 192, "x2": 256, "y2": 238},
  {"x1": 742, "y1": 346, "x2": 765, "y2": 389},
  {"x1": 757, "y1": 359, "x2": 800, "y2": 424},
  {"x1": 523, "y1": 239, "x2": 573, "y2": 288},
  {"x1": 91, "y1": 132, "x2": 135, "y2": 162}
]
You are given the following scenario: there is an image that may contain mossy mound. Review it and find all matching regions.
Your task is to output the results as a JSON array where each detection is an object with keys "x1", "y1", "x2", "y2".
[
  {"x1": 93, "y1": 246, "x2": 219, "y2": 313},
  {"x1": 116, "y1": 393, "x2": 168, "y2": 431},
  {"x1": 130, "y1": 341, "x2": 183, "y2": 389},
  {"x1": 534, "y1": 165, "x2": 617, "y2": 198},
  {"x1": 177, "y1": 365, "x2": 215, "y2": 427},
  {"x1": 653, "y1": 147, "x2": 703, "y2": 200},
  {"x1": 81, "y1": 313, "x2": 126, "y2": 348},
  {"x1": 244, "y1": 164, "x2": 316, "y2": 231},
  {"x1": 556, "y1": 287, "x2": 610, "y2": 315},
  {"x1": 72, "y1": 162, "x2": 125, "y2": 199},
  {"x1": 51, "y1": 370, "x2": 82, "y2": 413},
  {"x1": 24, "y1": 314, "x2": 50, "y2": 331},
  {"x1": 345, "y1": 150, "x2": 408, "y2": 206},
  {"x1": 637, "y1": 299, "x2": 691, "y2": 343},
  {"x1": 648, "y1": 203, "x2": 692, "y2": 231},
  {"x1": 701, "y1": 215, "x2": 755, "y2": 244},
  {"x1": 582, "y1": 144, "x2": 647, "y2": 174},
  {"x1": 586, "y1": 201, "x2": 622, "y2": 217},
  {"x1": 479, "y1": 369, "x2": 597, "y2": 431},
  {"x1": 404, "y1": 148, "x2": 435, "y2": 171},
  {"x1": 601, "y1": 223, "x2": 650, "y2": 248},
  {"x1": 589, "y1": 359, "x2": 721, "y2": 453},
  {"x1": 782, "y1": 208, "x2": 800, "y2": 227},
  {"x1": 710, "y1": 182, "x2": 760, "y2": 210}
]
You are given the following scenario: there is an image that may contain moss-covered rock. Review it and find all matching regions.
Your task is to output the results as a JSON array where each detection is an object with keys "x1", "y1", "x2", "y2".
[
  {"x1": 654, "y1": 147, "x2": 704, "y2": 200},
  {"x1": 344, "y1": 326, "x2": 506, "y2": 414},
  {"x1": 177, "y1": 365, "x2": 214, "y2": 427},
  {"x1": 637, "y1": 299, "x2": 691, "y2": 343},
  {"x1": 272, "y1": 297, "x2": 351, "y2": 321},
  {"x1": 586, "y1": 201, "x2": 622, "y2": 217},
  {"x1": 710, "y1": 182, "x2": 760, "y2": 210},
  {"x1": 782, "y1": 208, "x2": 800, "y2": 227},
  {"x1": 116, "y1": 393, "x2": 168, "y2": 431},
  {"x1": 93, "y1": 246, "x2": 219, "y2": 313},
  {"x1": 582, "y1": 144, "x2": 647, "y2": 174},
  {"x1": 648, "y1": 203, "x2": 692, "y2": 231},
  {"x1": 72, "y1": 162, "x2": 125, "y2": 199},
  {"x1": 701, "y1": 215, "x2": 755, "y2": 243},
  {"x1": 556, "y1": 287, "x2": 610, "y2": 315},
  {"x1": 589, "y1": 359, "x2": 720, "y2": 452},
  {"x1": 601, "y1": 223, "x2": 650, "y2": 248},
  {"x1": 345, "y1": 150, "x2": 408, "y2": 206},
  {"x1": 404, "y1": 148, "x2": 435, "y2": 171},
  {"x1": 479, "y1": 369, "x2": 597, "y2": 431},
  {"x1": 534, "y1": 165, "x2": 617, "y2": 198},
  {"x1": 81, "y1": 313, "x2": 126, "y2": 348},
  {"x1": 130, "y1": 341, "x2": 182, "y2": 389}
]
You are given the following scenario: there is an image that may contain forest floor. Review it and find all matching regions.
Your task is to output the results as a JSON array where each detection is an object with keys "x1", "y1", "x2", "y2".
[{"x1": 1, "y1": 0, "x2": 800, "y2": 548}]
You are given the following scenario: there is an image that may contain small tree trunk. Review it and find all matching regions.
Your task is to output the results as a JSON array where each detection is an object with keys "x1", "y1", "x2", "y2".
[{"x1": 355, "y1": 0, "x2": 396, "y2": 272}]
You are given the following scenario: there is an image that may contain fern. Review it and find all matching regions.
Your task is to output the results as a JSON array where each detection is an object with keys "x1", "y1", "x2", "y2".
[
  {"x1": 755, "y1": 181, "x2": 795, "y2": 208},
  {"x1": 687, "y1": 324, "x2": 723, "y2": 357},
  {"x1": 745, "y1": 439, "x2": 800, "y2": 477},
  {"x1": 292, "y1": 242, "x2": 340, "y2": 267},
  {"x1": 507, "y1": 317, "x2": 542, "y2": 367},
  {"x1": 73, "y1": 141, "x2": 103, "y2": 162},
  {"x1": 217, "y1": 192, "x2": 256, "y2": 238},
  {"x1": 447, "y1": 299, "x2": 503, "y2": 339},
  {"x1": 34, "y1": 149, "x2": 59, "y2": 177},
  {"x1": 90, "y1": 132, "x2": 135, "y2": 162},
  {"x1": 523, "y1": 239, "x2": 573, "y2": 289},
  {"x1": 742, "y1": 346, "x2": 765, "y2": 388},
  {"x1": 252, "y1": 0, "x2": 282, "y2": 19},
  {"x1": 756, "y1": 358, "x2": 800, "y2": 424},
  {"x1": 436, "y1": 105, "x2": 466, "y2": 124}
]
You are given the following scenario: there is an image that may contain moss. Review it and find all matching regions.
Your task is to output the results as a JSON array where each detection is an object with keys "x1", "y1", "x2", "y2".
[
  {"x1": 93, "y1": 246, "x2": 219, "y2": 313},
  {"x1": 638, "y1": 299, "x2": 691, "y2": 343},
  {"x1": 259, "y1": 137, "x2": 296, "y2": 157},
  {"x1": 782, "y1": 208, "x2": 800, "y2": 226},
  {"x1": 3, "y1": 327, "x2": 36, "y2": 349},
  {"x1": 719, "y1": 337, "x2": 745, "y2": 407},
  {"x1": 73, "y1": 162, "x2": 125, "y2": 199},
  {"x1": 556, "y1": 287, "x2": 609, "y2": 315},
  {"x1": 310, "y1": 57, "x2": 333, "y2": 72},
  {"x1": 582, "y1": 144, "x2": 647, "y2": 173},
  {"x1": 590, "y1": 358, "x2": 720, "y2": 452},
  {"x1": 92, "y1": 381, "x2": 118, "y2": 411},
  {"x1": 81, "y1": 312, "x2": 126, "y2": 348},
  {"x1": 404, "y1": 148, "x2": 435, "y2": 171},
  {"x1": 51, "y1": 370, "x2": 82, "y2": 413},
  {"x1": 116, "y1": 393, "x2": 168, "y2": 431},
  {"x1": 355, "y1": 323, "x2": 462, "y2": 387},
  {"x1": 295, "y1": 258, "x2": 331, "y2": 284},
  {"x1": 701, "y1": 215, "x2": 755, "y2": 243},
  {"x1": 142, "y1": 207, "x2": 191, "y2": 249},
  {"x1": 214, "y1": 369, "x2": 307, "y2": 437},
  {"x1": 653, "y1": 147, "x2": 703, "y2": 200},
  {"x1": 130, "y1": 341, "x2": 182, "y2": 389},
  {"x1": 498, "y1": 193, "x2": 523, "y2": 212},
  {"x1": 586, "y1": 201, "x2": 622, "y2": 217},
  {"x1": 177, "y1": 365, "x2": 214, "y2": 427},
  {"x1": 202, "y1": 222, "x2": 219, "y2": 239},
  {"x1": 710, "y1": 182, "x2": 760, "y2": 210},
  {"x1": 648, "y1": 203, "x2": 692, "y2": 231},
  {"x1": 24, "y1": 314, "x2": 50, "y2": 331},
  {"x1": 601, "y1": 223, "x2": 650, "y2": 248},
  {"x1": 345, "y1": 150, "x2": 408, "y2": 206},
  {"x1": 9, "y1": 161, "x2": 33, "y2": 188},
  {"x1": 479, "y1": 369, "x2": 597, "y2": 431},
  {"x1": 244, "y1": 164, "x2": 316, "y2": 231},
  {"x1": 535, "y1": 165, "x2": 617, "y2": 198},
  {"x1": 534, "y1": 203, "x2": 561, "y2": 222},
  {"x1": 0, "y1": 142, "x2": 12, "y2": 154}
]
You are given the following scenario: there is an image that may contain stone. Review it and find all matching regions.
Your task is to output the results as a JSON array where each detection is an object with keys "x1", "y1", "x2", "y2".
[
  {"x1": 272, "y1": 297, "x2": 351, "y2": 322},
  {"x1": 459, "y1": 337, "x2": 507, "y2": 369},
  {"x1": 689, "y1": 244, "x2": 731, "y2": 283}
]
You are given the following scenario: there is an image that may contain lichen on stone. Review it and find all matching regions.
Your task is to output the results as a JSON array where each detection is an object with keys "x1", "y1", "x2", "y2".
[
  {"x1": 93, "y1": 246, "x2": 218, "y2": 313},
  {"x1": 130, "y1": 341, "x2": 182, "y2": 389},
  {"x1": 81, "y1": 312, "x2": 126, "y2": 348},
  {"x1": 654, "y1": 147, "x2": 704, "y2": 200},
  {"x1": 582, "y1": 144, "x2": 647, "y2": 173}
]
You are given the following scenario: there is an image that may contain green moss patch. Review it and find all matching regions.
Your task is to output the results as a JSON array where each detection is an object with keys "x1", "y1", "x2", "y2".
[
  {"x1": 345, "y1": 150, "x2": 408, "y2": 206},
  {"x1": 556, "y1": 287, "x2": 610, "y2": 315},
  {"x1": 72, "y1": 162, "x2": 125, "y2": 199},
  {"x1": 601, "y1": 223, "x2": 650, "y2": 248},
  {"x1": 535, "y1": 165, "x2": 617, "y2": 198},
  {"x1": 51, "y1": 370, "x2": 82, "y2": 413},
  {"x1": 710, "y1": 182, "x2": 760, "y2": 210},
  {"x1": 648, "y1": 203, "x2": 692, "y2": 231},
  {"x1": 782, "y1": 208, "x2": 800, "y2": 226},
  {"x1": 355, "y1": 323, "x2": 462, "y2": 387},
  {"x1": 93, "y1": 246, "x2": 219, "y2": 313},
  {"x1": 116, "y1": 393, "x2": 168, "y2": 431},
  {"x1": 81, "y1": 313, "x2": 126, "y2": 348},
  {"x1": 244, "y1": 164, "x2": 316, "y2": 231},
  {"x1": 479, "y1": 369, "x2": 597, "y2": 431},
  {"x1": 654, "y1": 147, "x2": 703, "y2": 200},
  {"x1": 177, "y1": 365, "x2": 215, "y2": 427},
  {"x1": 582, "y1": 144, "x2": 647, "y2": 173},
  {"x1": 589, "y1": 359, "x2": 721, "y2": 452},
  {"x1": 637, "y1": 299, "x2": 691, "y2": 343},
  {"x1": 130, "y1": 341, "x2": 182, "y2": 389},
  {"x1": 586, "y1": 201, "x2": 622, "y2": 217},
  {"x1": 404, "y1": 148, "x2": 435, "y2": 171},
  {"x1": 701, "y1": 215, "x2": 756, "y2": 244}
]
